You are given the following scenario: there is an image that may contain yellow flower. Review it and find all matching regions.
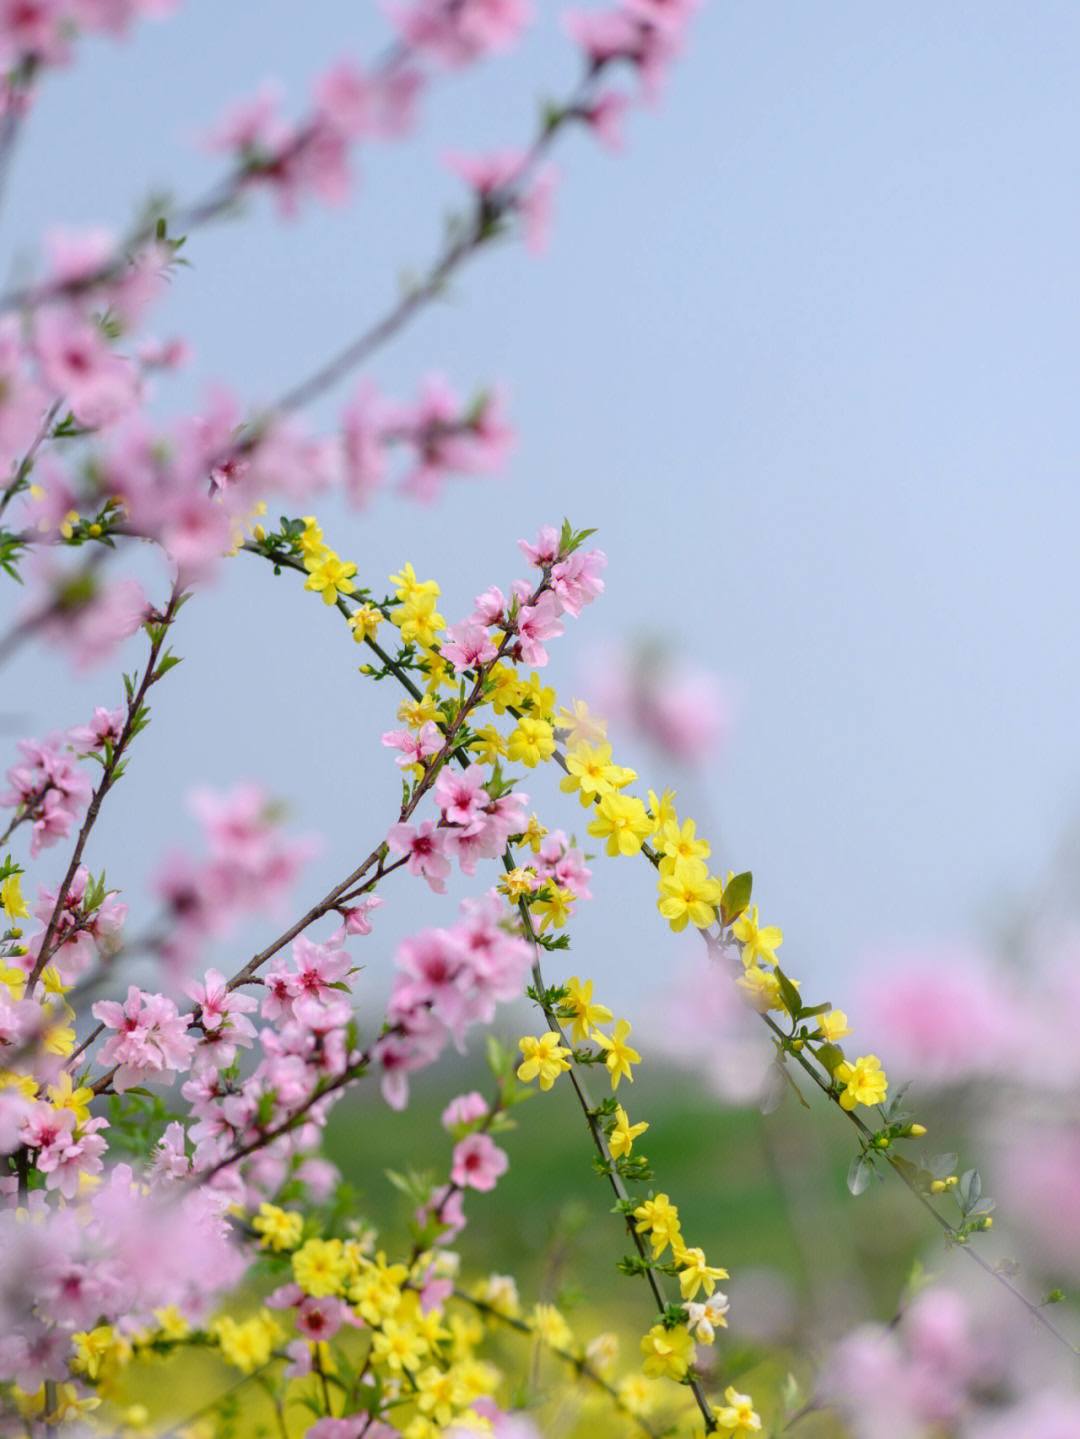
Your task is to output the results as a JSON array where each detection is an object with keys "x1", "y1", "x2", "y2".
[
  {"x1": 713, "y1": 1385, "x2": 762, "y2": 1432},
  {"x1": 657, "y1": 818, "x2": 710, "y2": 875},
  {"x1": 609, "y1": 1105, "x2": 648, "y2": 1159},
  {"x1": 594, "y1": 1018, "x2": 641, "y2": 1090},
  {"x1": 656, "y1": 857, "x2": 723, "y2": 932},
  {"x1": 212, "y1": 1313, "x2": 281, "y2": 1373},
  {"x1": 731, "y1": 905, "x2": 783, "y2": 967},
  {"x1": 640, "y1": 1323, "x2": 694, "y2": 1380},
  {"x1": 517, "y1": 1033, "x2": 572, "y2": 1090},
  {"x1": 530, "y1": 1302, "x2": 573, "y2": 1350},
  {"x1": 389, "y1": 562, "x2": 440, "y2": 603},
  {"x1": 530, "y1": 883, "x2": 575, "y2": 931},
  {"x1": 561, "y1": 975, "x2": 613, "y2": 1044},
  {"x1": 45, "y1": 1072, "x2": 94, "y2": 1125},
  {"x1": 674, "y1": 1246, "x2": 728, "y2": 1301},
  {"x1": 1, "y1": 874, "x2": 28, "y2": 920},
  {"x1": 370, "y1": 1318, "x2": 428, "y2": 1373},
  {"x1": 497, "y1": 867, "x2": 538, "y2": 902},
  {"x1": 393, "y1": 591, "x2": 446, "y2": 646},
  {"x1": 818, "y1": 1009, "x2": 852, "y2": 1041},
  {"x1": 468, "y1": 724, "x2": 508, "y2": 765},
  {"x1": 303, "y1": 551, "x2": 358, "y2": 605},
  {"x1": 506, "y1": 715, "x2": 555, "y2": 767},
  {"x1": 347, "y1": 602, "x2": 383, "y2": 642},
  {"x1": 632, "y1": 1194, "x2": 681, "y2": 1258},
  {"x1": 559, "y1": 740, "x2": 635, "y2": 807},
  {"x1": 298, "y1": 516, "x2": 327, "y2": 561},
  {"x1": 556, "y1": 698, "x2": 608, "y2": 748},
  {"x1": 292, "y1": 1237, "x2": 348, "y2": 1297},
  {"x1": 587, "y1": 792, "x2": 652, "y2": 856},
  {"x1": 252, "y1": 1203, "x2": 303, "y2": 1252},
  {"x1": 519, "y1": 671, "x2": 557, "y2": 718},
  {"x1": 736, "y1": 964, "x2": 796, "y2": 1014},
  {"x1": 835, "y1": 1054, "x2": 888, "y2": 1110}
]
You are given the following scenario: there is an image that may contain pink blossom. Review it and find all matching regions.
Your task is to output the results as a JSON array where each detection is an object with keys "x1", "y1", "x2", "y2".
[
  {"x1": 33, "y1": 303, "x2": 139, "y2": 426},
  {"x1": 386, "y1": 818, "x2": 451, "y2": 893},
  {"x1": 67, "y1": 704, "x2": 125, "y2": 753},
  {"x1": 92, "y1": 985, "x2": 197, "y2": 1090},
  {"x1": 296, "y1": 1295, "x2": 351, "y2": 1341},
  {"x1": 549, "y1": 546, "x2": 606, "y2": 617},
  {"x1": 442, "y1": 1090, "x2": 489, "y2": 1131},
  {"x1": 184, "y1": 967, "x2": 259, "y2": 1069},
  {"x1": 441, "y1": 620, "x2": 499, "y2": 671},
  {"x1": 382, "y1": 720, "x2": 443, "y2": 768},
  {"x1": 33, "y1": 568, "x2": 148, "y2": 674},
  {"x1": 386, "y1": 0, "x2": 533, "y2": 67},
  {"x1": 339, "y1": 376, "x2": 388, "y2": 507},
  {"x1": 853, "y1": 946, "x2": 1020, "y2": 1090},
  {"x1": 512, "y1": 590, "x2": 563, "y2": 667},
  {"x1": 451, "y1": 1131, "x2": 508, "y2": 1191},
  {"x1": 583, "y1": 89, "x2": 631, "y2": 150},
  {"x1": 313, "y1": 59, "x2": 373, "y2": 140},
  {"x1": 433, "y1": 763, "x2": 488, "y2": 830},
  {"x1": 518, "y1": 524, "x2": 562, "y2": 567},
  {"x1": 585, "y1": 637, "x2": 730, "y2": 765}
]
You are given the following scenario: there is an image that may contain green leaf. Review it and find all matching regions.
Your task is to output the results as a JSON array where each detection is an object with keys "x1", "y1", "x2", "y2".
[
  {"x1": 720, "y1": 871, "x2": 752, "y2": 925},
  {"x1": 847, "y1": 1154, "x2": 875, "y2": 1196}
]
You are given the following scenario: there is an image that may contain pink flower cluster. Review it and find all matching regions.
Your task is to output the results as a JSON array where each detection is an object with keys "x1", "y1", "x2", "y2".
[
  {"x1": 387, "y1": 765, "x2": 528, "y2": 888},
  {"x1": 820, "y1": 1286, "x2": 995, "y2": 1439},
  {"x1": 151, "y1": 782, "x2": 320, "y2": 976},
  {"x1": 0, "y1": 1168, "x2": 242, "y2": 1395},
  {"x1": 341, "y1": 372, "x2": 515, "y2": 508},
  {"x1": 1, "y1": 727, "x2": 95, "y2": 857},
  {"x1": 0, "y1": 0, "x2": 177, "y2": 75},
  {"x1": 376, "y1": 894, "x2": 532, "y2": 1108},
  {"x1": 23, "y1": 864, "x2": 128, "y2": 985}
]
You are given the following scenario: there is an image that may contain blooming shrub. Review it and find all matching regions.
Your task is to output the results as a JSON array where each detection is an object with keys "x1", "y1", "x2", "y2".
[{"x1": 0, "y1": 6, "x2": 1077, "y2": 1438}]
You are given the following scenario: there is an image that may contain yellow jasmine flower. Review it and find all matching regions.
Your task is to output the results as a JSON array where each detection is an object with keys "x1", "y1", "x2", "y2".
[
  {"x1": 45, "y1": 1072, "x2": 94, "y2": 1125},
  {"x1": 303, "y1": 552, "x2": 358, "y2": 605},
  {"x1": 594, "y1": 1018, "x2": 641, "y2": 1090},
  {"x1": 561, "y1": 975, "x2": 613, "y2": 1044},
  {"x1": 640, "y1": 1323, "x2": 694, "y2": 1380},
  {"x1": 609, "y1": 1105, "x2": 648, "y2": 1159},
  {"x1": 347, "y1": 602, "x2": 383, "y2": 642},
  {"x1": 517, "y1": 1033, "x2": 572, "y2": 1090},
  {"x1": 647, "y1": 787, "x2": 678, "y2": 839},
  {"x1": 633, "y1": 1194, "x2": 682, "y2": 1257},
  {"x1": 1, "y1": 874, "x2": 28, "y2": 920},
  {"x1": 252, "y1": 1203, "x2": 303, "y2": 1252},
  {"x1": 519, "y1": 671, "x2": 557, "y2": 718},
  {"x1": 735, "y1": 964, "x2": 795, "y2": 1014},
  {"x1": 530, "y1": 1302, "x2": 573, "y2": 1350},
  {"x1": 587, "y1": 791, "x2": 652, "y2": 856},
  {"x1": 656, "y1": 817, "x2": 710, "y2": 876},
  {"x1": 657, "y1": 857, "x2": 723, "y2": 932},
  {"x1": 520, "y1": 813, "x2": 548, "y2": 851},
  {"x1": 468, "y1": 724, "x2": 508, "y2": 765},
  {"x1": 497, "y1": 867, "x2": 538, "y2": 902},
  {"x1": 389, "y1": 563, "x2": 440, "y2": 603},
  {"x1": 559, "y1": 741, "x2": 630, "y2": 807},
  {"x1": 531, "y1": 883, "x2": 575, "y2": 931},
  {"x1": 835, "y1": 1054, "x2": 888, "y2": 1110},
  {"x1": 731, "y1": 904, "x2": 783, "y2": 967},
  {"x1": 713, "y1": 1385, "x2": 762, "y2": 1432},
  {"x1": 506, "y1": 715, "x2": 555, "y2": 767},
  {"x1": 674, "y1": 1246, "x2": 729, "y2": 1301},
  {"x1": 818, "y1": 1009, "x2": 852, "y2": 1041},
  {"x1": 370, "y1": 1318, "x2": 428, "y2": 1373},
  {"x1": 292, "y1": 1237, "x2": 349, "y2": 1297},
  {"x1": 556, "y1": 698, "x2": 608, "y2": 748}
]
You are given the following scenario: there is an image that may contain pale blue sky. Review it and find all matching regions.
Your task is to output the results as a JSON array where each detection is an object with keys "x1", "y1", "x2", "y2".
[{"x1": 5, "y1": 3, "x2": 1079, "y2": 1022}]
